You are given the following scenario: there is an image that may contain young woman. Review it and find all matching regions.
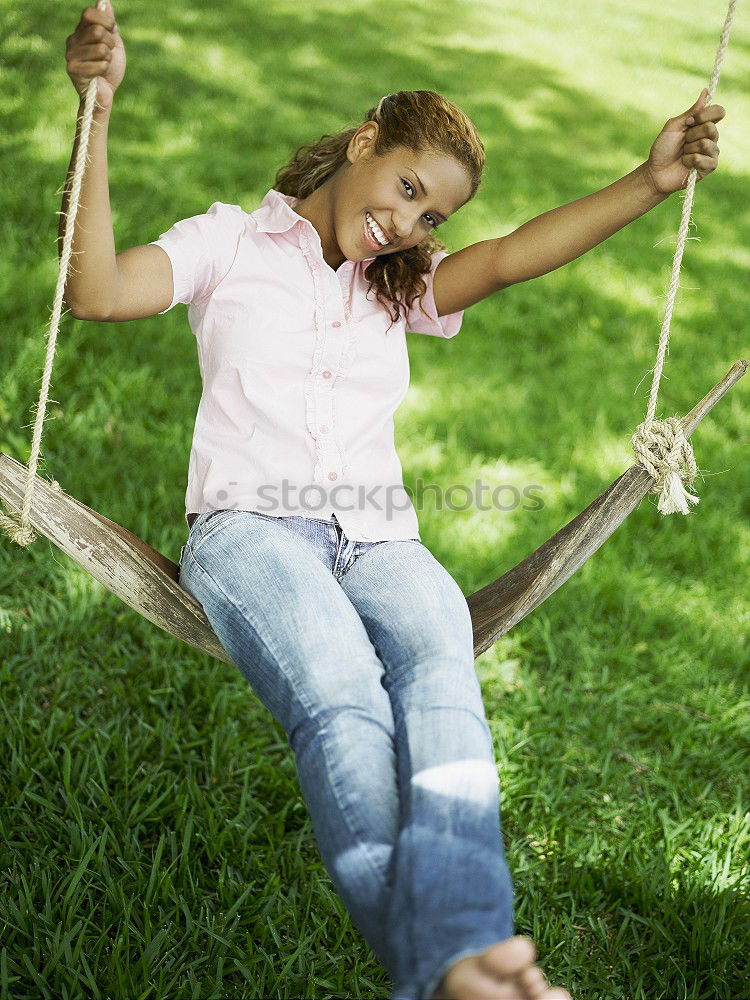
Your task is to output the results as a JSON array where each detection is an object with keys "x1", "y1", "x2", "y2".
[{"x1": 63, "y1": 3, "x2": 724, "y2": 998}]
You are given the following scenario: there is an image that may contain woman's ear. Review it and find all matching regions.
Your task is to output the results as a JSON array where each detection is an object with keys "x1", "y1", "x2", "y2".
[{"x1": 348, "y1": 121, "x2": 379, "y2": 163}]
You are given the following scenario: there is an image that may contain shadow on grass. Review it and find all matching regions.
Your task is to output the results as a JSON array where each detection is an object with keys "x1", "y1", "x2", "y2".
[{"x1": 1, "y1": 2, "x2": 748, "y2": 997}]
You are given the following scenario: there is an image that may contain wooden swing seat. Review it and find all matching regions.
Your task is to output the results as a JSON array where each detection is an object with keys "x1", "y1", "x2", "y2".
[{"x1": 1, "y1": 360, "x2": 745, "y2": 664}]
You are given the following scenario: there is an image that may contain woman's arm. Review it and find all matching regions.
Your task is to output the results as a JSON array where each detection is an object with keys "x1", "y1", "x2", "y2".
[
  {"x1": 494, "y1": 91, "x2": 725, "y2": 288},
  {"x1": 432, "y1": 93, "x2": 725, "y2": 315},
  {"x1": 60, "y1": 100, "x2": 174, "y2": 323},
  {"x1": 494, "y1": 162, "x2": 668, "y2": 287},
  {"x1": 60, "y1": 2, "x2": 124, "y2": 319},
  {"x1": 59, "y1": 100, "x2": 120, "y2": 318}
]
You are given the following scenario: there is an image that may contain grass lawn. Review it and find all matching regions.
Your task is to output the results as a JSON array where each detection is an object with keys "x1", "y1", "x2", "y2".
[{"x1": 1, "y1": 0, "x2": 748, "y2": 996}]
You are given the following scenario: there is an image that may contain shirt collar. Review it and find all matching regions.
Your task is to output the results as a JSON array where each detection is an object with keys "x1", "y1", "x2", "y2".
[{"x1": 252, "y1": 188, "x2": 376, "y2": 263}]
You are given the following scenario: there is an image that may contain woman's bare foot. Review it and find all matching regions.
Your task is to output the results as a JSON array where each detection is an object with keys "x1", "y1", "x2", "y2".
[{"x1": 430, "y1": 935, "x2": 572, "y2": 1000}]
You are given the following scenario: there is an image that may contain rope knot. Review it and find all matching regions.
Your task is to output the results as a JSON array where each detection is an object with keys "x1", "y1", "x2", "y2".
[
  {"x1": 0, "y1": 509, "x2": 38, "y2": 546},
  {"x1": 631, "y1": 416, "x2": 700, "y2": 515}
]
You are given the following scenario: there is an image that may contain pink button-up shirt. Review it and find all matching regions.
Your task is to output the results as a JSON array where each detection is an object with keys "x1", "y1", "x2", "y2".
[{"x1": 149, "y1": 188, "x2": 464, "y2": 541}]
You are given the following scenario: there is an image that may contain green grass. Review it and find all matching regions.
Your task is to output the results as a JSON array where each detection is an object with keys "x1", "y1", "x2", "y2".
[{"x1": 1, "y1": 0, "x2": 749, "y2": 996}]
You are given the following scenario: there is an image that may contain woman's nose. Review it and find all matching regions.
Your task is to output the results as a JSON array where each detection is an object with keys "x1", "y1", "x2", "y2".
[{"x1": 391, "y1": 213, "x2": 421, "y2": 240}]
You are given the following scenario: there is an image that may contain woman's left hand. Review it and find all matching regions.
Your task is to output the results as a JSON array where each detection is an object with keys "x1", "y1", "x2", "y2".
[{"x1": 644, "y1": 87, "x2": 726, "y2": 195}]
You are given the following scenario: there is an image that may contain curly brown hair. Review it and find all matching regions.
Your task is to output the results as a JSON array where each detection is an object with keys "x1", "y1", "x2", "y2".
[{"x1": 273, "y1": 90, "x2": 485, "y2": 331}]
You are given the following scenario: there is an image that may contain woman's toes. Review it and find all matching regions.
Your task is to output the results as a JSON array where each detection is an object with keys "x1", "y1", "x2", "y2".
[
  {"x1": 477, "y1": 934, "x2": 538, "y2": 980},
  {"x1": 516, "y1": 963, "x2": 550, "y2": 997},
  {"x1": 543, "y1": 989, "x2": 573, "y2": 1000}
]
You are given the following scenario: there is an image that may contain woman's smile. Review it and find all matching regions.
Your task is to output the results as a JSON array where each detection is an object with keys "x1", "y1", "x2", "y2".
[{"x1": 363, "y1": 210, "x2": 391, "y2": 251}]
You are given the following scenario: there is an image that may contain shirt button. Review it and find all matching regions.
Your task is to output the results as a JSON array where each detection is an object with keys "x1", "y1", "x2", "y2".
[
  {"x1": 322, "y1": 370, "x2": 332, "y2": 379},
  {"x1": 328, "y1": 472, "x2": 338, "y2": 481},
  {"x1": 332, "y1": 320, "x2": 341, "y2": 328},
  {"x1": 320, "y1": 424, "x2": 329, "y2": 434}
]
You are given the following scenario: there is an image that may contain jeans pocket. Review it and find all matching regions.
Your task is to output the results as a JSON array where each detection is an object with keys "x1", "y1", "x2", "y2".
[{"x1": 192, "y1": 509, "x2": 243, "y2": 548}]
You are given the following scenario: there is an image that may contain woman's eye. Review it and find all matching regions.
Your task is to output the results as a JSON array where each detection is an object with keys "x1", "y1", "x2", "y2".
[{"x1": 401, "y1": 178, "x2": 438, "y2": 228}]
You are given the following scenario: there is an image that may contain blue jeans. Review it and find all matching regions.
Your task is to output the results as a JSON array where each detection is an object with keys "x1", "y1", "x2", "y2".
[{"x1": 178, "y1": 509, "x2": 515, "y2": 999}]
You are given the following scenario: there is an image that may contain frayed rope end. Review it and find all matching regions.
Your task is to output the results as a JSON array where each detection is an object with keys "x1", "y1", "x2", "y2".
[
  {"x1": 0, "y1": 510, "x2": 38, "y2": 547},
  {"x1": 656, "y1": 469, "x2": 701, "y2": 515},
  {"x1": 631, "y1": 416, "x2": 701, "y2": 517}
]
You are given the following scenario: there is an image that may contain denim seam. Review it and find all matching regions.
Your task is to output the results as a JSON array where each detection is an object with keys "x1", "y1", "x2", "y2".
[
  {"x1": 333, "y1": 540, "x2": 363, "y2": 582},
  {"x1": 189, "y1": 509, "x2": 246, "y2": 552},
  {"x1": 330, "y1": 519, "x2": 347, "y2": 578},
  {"x1": 317, "y1": 716, "x2": 394, "y2": 886},
  {"x1": 182, "y1": 544, "x2": 319, "y2": 726},
  {"x1": 335, "y1": 538, "x2": 421, "y2": 583},
  {"x1": 183, "y1": 544, "x2": 391, "y2": 891},
  {"x1": 342, "y1": 538, "x2": 422, "y2": 576}
]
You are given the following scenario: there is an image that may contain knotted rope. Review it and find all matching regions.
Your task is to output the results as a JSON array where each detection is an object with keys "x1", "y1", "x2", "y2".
[
  {"x1": 0, "y1": 0, "x2": 739, "y2": 545},
  {"x1": 0, "y1": 0, "x2": 109, "y2": 546},
  {"x1": 630, "y1": 0, "x2": 738, "y2": 514}
]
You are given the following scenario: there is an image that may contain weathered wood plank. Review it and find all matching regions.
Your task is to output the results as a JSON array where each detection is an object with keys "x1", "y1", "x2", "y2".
[
  {"x1": 1, "y1": 359, "x2": 746, "y2": 662},
  {"x1": 468, "y1": 359, "x2": 748, "y2": 656},
  {"x1": 0, "y1": 461, "x2": 234, "y2": 665}
]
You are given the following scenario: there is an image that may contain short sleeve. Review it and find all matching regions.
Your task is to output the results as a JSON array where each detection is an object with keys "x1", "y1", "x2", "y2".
[
  {"x1": 147, "y1": 201, "x2": 245, "y2": 314},
  {"x1": 404, "y1": 250, "x2": 464, "y2": 339}
]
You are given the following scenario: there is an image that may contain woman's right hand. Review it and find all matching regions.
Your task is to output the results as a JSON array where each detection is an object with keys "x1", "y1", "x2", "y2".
[{"x1": 66, "y1": 1, "x2": 125, "y2": 110}]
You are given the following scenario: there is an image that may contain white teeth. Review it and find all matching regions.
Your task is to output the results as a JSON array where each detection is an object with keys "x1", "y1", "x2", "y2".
[
  {"x1": 366, "y1": 212, "x2": 388, "y2": 245},
  {"x1": 366, "y1": 212, "x2": 389, "y2": 246}
]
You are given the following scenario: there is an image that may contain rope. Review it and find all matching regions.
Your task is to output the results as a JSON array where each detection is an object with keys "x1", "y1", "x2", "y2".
[
  {"x1": 0, "y1": 0, "x2": 108, "y2": 545},
  {"x1": 0, "y1": 1, "x2": 739, "y2": 545},
  {"x1": 631, "y1": 0, "x2": 738, "y2": 514}
]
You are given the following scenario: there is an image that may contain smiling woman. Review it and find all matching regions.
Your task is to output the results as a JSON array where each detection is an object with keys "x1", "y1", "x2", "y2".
[
  {"x1": 3, "y1": 1, "x2": 744, "y2": 999},
  {"x1": 275, "y1": 90, "x2": 486, "y2": 327}
]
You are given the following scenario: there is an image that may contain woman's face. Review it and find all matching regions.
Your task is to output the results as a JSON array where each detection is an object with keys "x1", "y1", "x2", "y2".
[{"x1": 336, "y1": 122, "x2": 473, "y2": 261}]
